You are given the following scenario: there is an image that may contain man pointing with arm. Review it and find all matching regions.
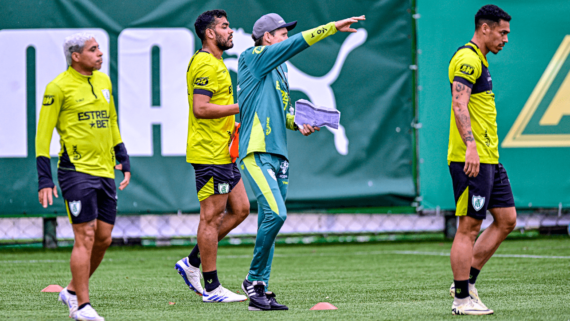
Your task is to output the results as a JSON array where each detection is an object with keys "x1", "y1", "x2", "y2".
[{"x1": 237, "y1": 13, "x2": 365, "y2": 311}]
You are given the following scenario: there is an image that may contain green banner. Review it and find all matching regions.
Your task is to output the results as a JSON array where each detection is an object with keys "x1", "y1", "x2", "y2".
[
  {"x1": 418, "y1": 0, "x2": 570, "y2": 209},
  {"x1": 0, "y1": 0, "x2": 416, "y2": 215}
]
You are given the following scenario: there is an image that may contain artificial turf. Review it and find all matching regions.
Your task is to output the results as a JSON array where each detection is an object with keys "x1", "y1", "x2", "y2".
[{"x1": 1, "y1": 238, "x2": 569, "y2": 320}]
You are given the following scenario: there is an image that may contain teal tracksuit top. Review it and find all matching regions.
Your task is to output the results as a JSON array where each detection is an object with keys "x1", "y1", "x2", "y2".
[{"x1": 237, "y1": 22, "x2": 338, "y2": 160}]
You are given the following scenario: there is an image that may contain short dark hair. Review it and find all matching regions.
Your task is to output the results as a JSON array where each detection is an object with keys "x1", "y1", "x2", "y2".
[
  {"x1": 253, "y1": 30, "x2": 276, "y2": 46},
  {"x1": 195, "y1": 9, "x2": 227, "y2": 42},
  {"x1": 475, "y1": 5, "x2": 511, "y2": 30}
]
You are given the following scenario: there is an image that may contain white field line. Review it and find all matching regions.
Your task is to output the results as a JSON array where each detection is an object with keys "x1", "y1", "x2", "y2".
[{"x1": 1, "y1": 250, "x2": 569, "y2": 265}]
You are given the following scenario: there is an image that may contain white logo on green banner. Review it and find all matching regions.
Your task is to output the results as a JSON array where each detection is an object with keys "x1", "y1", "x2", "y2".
[{"x1": 472, "y1": 196, "x2": 485, "y2": 212}]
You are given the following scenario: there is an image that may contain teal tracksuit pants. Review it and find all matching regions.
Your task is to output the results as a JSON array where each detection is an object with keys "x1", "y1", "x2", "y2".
[{"x1": 240, "y1": 152, "x2": 289, "y2": 289}]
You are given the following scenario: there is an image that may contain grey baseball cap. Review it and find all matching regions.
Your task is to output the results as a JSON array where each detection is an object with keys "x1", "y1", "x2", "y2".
[{"x1": 252, "y1": 13, "x2": 297, "y2": 40}]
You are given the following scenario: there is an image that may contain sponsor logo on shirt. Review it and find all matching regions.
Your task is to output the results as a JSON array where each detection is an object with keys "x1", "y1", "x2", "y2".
[
  {"x1": 43, "y1": 95, "x2": 55, "y2": 106},
  {"x1": 194, "y1": 77, "x2": 209, "y2": 86},
  {"x1": 459, "y1": 64, "x2": 474, "y2": 75},
  {"x1": 72, "y1": 145, "x2": 82, "y2": 160},
  {"x1": 253, "y1": 46, "x2": 265, "y2": 54},
  {"x1": 266, "y1": 117, "x2": 271, "y2": 135},
  {"x1": 78, "y1": 110, "x2": 111, "y2": 129}
]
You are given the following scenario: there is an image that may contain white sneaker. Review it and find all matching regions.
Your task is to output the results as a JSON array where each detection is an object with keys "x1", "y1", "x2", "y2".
[
  {"x1": 452, "y1": 297, "x2": 493, "y2": 315},
  {"x1": 202, "y1": 285, "x2": 247, "y2": 303},
  {"x1": 75, "y1": 305, "x2": 105, "y2": 321},
  {"x1": 175, "y1": 257, "x2": 204, "y2": 295},
  {"x1": 58, "y1": 287, "x2": 78, "y2": 318},
  {"x1": 449, "y1": 282, "x2": 489, "y2": 309}
]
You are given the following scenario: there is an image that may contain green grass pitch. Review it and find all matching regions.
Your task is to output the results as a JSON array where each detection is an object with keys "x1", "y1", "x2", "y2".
[{"x1": 1, "y1": 238, "x2": 569, "y2": 320}]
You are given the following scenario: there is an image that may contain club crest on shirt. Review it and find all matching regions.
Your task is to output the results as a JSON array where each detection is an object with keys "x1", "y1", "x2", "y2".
[
  {"x1": 472, "y1": 195, "x2": 485, "y2": 212},
  {"x1": 101, "y1": 89, "x2": 111, "y2": 103},
  {"x1": 69, "y1": 200, "x2": 81, "y2": 217},
  {"x1": 218, "y1": 183, "x2": 230, "y2": 194}
]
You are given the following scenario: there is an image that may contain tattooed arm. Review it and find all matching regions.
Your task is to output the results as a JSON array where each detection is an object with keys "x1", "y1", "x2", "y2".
[{"x1": 452, "y1": 80, "x2": 479, "y2": 177}]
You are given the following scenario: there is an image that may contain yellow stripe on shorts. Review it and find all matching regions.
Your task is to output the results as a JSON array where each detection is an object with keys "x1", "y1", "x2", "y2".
[
  {"x1": 242, "y1": 153, "x2": 279, "y2": 215},
  {"x1": 456, "y1": 186, "x2": 469, "y2": 216},
  {"x1": 65, "y1": 200, "x2": 73, "y2": 224},
  {"x1": 197, "y1": 177, "x2": 214, "y2": 202}
]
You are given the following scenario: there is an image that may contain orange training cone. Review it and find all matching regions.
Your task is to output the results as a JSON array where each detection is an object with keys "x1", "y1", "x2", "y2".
[
  {"x1": 310, "y1": 302, "x2": 338, "y2": 310},
  {"x1": 41, "y1": 285, "x2": 64, "y2": 292}
]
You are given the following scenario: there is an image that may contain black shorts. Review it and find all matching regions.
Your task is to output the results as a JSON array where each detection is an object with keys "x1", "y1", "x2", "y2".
[
  {"x1": 449, "y1": 162, "x2": 515, "y2": 220},
  {"x1": 58, "y1": 169, "x2": 117, "y2": 225},
  {"x1": 191, "y1": 163, "x2": 241, "y2": 202}
]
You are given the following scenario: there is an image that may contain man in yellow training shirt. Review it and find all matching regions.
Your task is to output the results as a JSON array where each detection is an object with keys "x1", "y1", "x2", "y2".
[
  {"x1": 447, "y1": 5, "x2": 516, "y2": 316},
  {"x1": 36, "y1": 33, "x2": 131, "y2": 321},
  {"x1": 174, "y1": 9, "x2": 248, "y2": 303}
]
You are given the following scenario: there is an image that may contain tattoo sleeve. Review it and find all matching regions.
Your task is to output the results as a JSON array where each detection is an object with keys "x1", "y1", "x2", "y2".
[{"x1": 451, "y1": 81, "x2": 475, "y2": 146}]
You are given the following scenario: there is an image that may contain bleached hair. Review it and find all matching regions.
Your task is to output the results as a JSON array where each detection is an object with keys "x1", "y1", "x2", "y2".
[{"x1": 63, "y1": 33, "x2": 96, "y2": 65}]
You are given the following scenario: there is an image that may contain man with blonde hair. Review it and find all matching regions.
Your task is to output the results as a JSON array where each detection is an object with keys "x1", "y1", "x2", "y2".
[{"x1": 37, "y1": 32, "x2": 131, "y2": 321}]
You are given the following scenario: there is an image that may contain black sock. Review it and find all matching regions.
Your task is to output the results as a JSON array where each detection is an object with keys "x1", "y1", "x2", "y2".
[
  {"x1": 78, "y1": 302, "x2": 91, "y2": 311},
  {"x1": 203, "y1": 270, "x2": 220, "y2": 292},
  {"x1": 188, "y1": 245, "x2": 201, "y2": 268},
  {"x1": 67, "y1": 289, "x2": 76, "y2": 296},
  {"x1": 469, "y1": 267, "x2": 480, "y2": 285},
  {"x1": 454, "y1": 280, "x2": 469, "y2": 299}
]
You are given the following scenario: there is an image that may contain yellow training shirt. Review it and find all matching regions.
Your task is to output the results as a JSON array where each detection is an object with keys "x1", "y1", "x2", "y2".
[
  {"x1": 36, "y1": 67, "x2": 123, "y2": 179},
  {"x1": 448, "y1": 42, "x2": 499, "y2": 164},
  {"x1": 186, "y1": 50, "x2": 235, "y2": 164}
]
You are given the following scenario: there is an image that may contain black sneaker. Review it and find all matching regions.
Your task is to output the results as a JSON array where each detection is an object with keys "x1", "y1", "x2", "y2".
[
  {"x1": 242, "y1": 279, "x2": 270, "y2": 311},
  {"x1": 266, "y1": 292, "x2": 288, "y2": 310}
]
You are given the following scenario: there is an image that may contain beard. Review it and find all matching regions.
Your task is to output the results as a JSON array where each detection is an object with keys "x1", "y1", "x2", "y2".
[{"x1": 215, "y1": 33, "x2": 233, "y2": 51}]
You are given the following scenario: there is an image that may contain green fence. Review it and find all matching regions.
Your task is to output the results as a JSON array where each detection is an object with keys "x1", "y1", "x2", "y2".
[{"x1": 0, "y1": 0, "x2": 416, "y2": 215}]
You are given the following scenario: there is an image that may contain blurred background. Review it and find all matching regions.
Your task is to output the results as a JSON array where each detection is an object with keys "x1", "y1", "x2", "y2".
[{"x1": 1, "y1": 0, "x2": 569, "y2": 248}]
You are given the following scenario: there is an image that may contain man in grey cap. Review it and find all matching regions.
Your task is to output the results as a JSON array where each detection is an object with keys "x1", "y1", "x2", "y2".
[{"x1": 237, "y1": 13, "x2": 365, "y2": 311}]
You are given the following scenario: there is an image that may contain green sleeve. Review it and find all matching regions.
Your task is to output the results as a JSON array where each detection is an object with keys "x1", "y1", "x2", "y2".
[{"x1": 243, "y1": 22, "x2": 337, "y2": 79}]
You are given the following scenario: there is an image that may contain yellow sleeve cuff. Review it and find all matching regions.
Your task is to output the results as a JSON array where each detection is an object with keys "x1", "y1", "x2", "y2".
[{"x1": 302, "y1": 22, "x2": 337, "y2": 46}]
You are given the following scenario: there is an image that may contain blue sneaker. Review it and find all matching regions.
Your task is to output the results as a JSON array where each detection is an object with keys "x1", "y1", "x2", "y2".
[
  {"x1": 175, "y1": 257, "x2": 204, "y2": 295},
  {"x1": 58, "y1": 287, "x2": 78, "y2": 318}
]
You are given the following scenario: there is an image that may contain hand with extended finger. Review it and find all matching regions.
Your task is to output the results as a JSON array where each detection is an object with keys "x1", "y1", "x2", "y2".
[
  {"x1": 38, "y1": 186, "x2": 58, "y2": 208},
  {"x1": 335, "y1": 15, "x2": 366, "y2": 33},
  {"x1": 115, "y1": 163, "x2": 131, "y2": 190},
  {"x1": 299, "y1": 124, "x2": 320, "y2": 136},
  {"x1": 464, "y1": 145, "x2": 480, "y2": 178}
]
